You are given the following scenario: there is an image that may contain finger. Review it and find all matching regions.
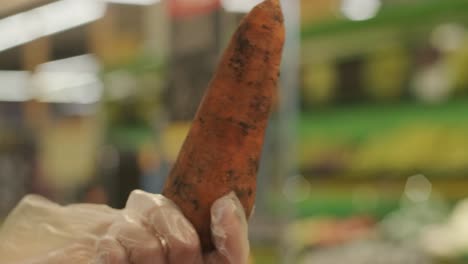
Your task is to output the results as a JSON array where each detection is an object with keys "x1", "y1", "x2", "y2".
[
  {"x1": 205, "y1": 192, "x2": 249, "y2": 264},
  {"x1": 63, "y1": 203, "x2": 119, "y2": 235},
  {"x1": 50, "y1": 244, "x2": 94, "y2": 264},
  {"x1": 125, "y1": 190, "x2": 167, "y2": 216},
  {"x1": 127, "y1": 190, "x2": 203, "y2": 264},
  {"x1": 93, "y1": 236, "x2": 128, "y2": 264},
  {"x1": 106, "y1": 220, "x2": 167, "y2": 264}
]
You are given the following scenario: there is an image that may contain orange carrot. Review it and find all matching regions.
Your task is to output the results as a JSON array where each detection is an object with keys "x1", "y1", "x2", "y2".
[{"x1": 163, "y1": 0, "x2": 285, "y2": 252}]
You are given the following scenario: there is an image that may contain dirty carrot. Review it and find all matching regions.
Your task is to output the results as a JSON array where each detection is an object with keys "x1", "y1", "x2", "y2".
[{"x1": 162, "y1": 0, "x2": 285, "y2": 252}]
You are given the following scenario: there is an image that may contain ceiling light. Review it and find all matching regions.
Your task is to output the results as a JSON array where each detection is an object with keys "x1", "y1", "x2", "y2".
[
  {"x1": 221, "y1": 0, "x2": 263, "y2": 13},
  {"x1": 37, "y1": 54, "x2": 100, "y2": 73},
  {"x1": 33, "y1": 54, "x2": 103, "y2": 104},
  {"x1": 0, "y1": 0, "x2": 106, "y2": 52},
  {"x1": 0, "y1": 71, "x2": 31, "y2": 102},
  {"x1": 34, "y1": 72, "x2": 103, "y2": 104}
]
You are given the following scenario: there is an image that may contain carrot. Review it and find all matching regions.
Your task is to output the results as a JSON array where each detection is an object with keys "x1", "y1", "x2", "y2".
[{"x1": 162, "y1": 0, "x2": 285, "y2": 252}]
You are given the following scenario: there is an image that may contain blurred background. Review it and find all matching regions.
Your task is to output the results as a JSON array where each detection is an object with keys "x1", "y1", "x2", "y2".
[{"x1": 1, "y1": 0, "x2": 468, "y2": 263}]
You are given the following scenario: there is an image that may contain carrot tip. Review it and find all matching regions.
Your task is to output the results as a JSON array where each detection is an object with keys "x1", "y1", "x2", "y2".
[{"x1": 255, "y1": 0, "x2": 284, "y2": 23}]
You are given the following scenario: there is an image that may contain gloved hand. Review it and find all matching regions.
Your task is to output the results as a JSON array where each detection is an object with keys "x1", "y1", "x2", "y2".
[{"x1": 0, "y1": 190, "x2": 249, "y2": 264}]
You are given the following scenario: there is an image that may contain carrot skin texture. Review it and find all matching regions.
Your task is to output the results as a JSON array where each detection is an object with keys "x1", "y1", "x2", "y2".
[{"x1": 162, "y1": 0, "x2": 285, "y2": 252}]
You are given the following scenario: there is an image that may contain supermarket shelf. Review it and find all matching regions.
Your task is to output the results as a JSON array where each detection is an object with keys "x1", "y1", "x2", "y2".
[
  {"x1": 307, "y1": 177, "x2": 468, "y2": 198},
  {"x1": 291, "y1": 176, "x2": 468, "y2": 219}
]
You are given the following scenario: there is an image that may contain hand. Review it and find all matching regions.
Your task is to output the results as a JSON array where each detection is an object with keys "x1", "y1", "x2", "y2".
[{"x1": 0, "y1": 191, "x2": 249, "y2": 264}]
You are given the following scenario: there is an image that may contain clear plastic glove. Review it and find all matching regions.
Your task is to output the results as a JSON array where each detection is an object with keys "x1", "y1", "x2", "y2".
[{"x1": 0, "y1": 191, "x2": 249, "y2": 264}]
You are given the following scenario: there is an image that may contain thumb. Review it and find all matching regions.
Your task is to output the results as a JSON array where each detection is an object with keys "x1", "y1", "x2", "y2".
[{"x1": 205, "y1": 192, "x2": 250, "y2": 264}]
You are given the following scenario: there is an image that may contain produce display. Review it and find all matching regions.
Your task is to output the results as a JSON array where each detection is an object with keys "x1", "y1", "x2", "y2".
[
  {"x1": 293, "y1": 3, "x2": 468, "y2": 263},
  {"x1": 299, "y1": 100, "x2": 468, "y2": 178},
  {"x1": 299, "y1": 40, "x2": 468, "y2": 179}
]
